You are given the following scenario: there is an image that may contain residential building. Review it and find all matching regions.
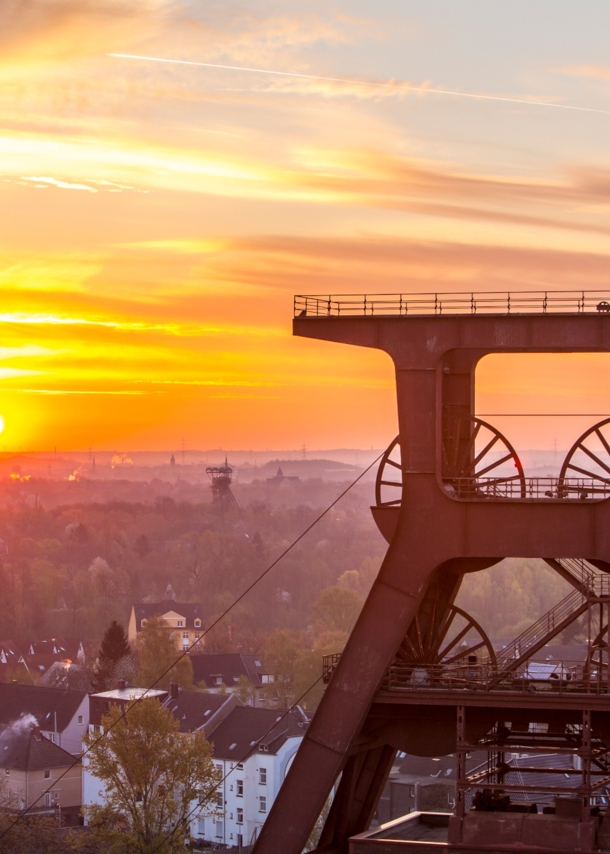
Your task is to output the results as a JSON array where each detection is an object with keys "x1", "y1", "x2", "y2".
[
  {"x1": 83, "y1": 685, "x2": 169, "y2": 811},
  {"x1": 190, "y1": 653, "x2": 276, "y2": 707},
  {"x1": 81, "y1": 685, "x2": 307, "y2": 848},
  {"x1": 162, "y1": 683, "x2": 239, "y2": 733},
  {"x1": 0, "y1": 722, "x2": 82, "y2": 825},
  {"x1": 0, "y1": 636, "x2": 89, "y2": 683},
  {"x1": 0, "y1": 683, "x2": 89, "y2": 755},
  {"x1": 88, "y1": 685, "x2": 168, "y2": 729},
  {"x1": 82, "y1": 686, "x2": 231, "y2": 817},
  {"x1": 193, "y1": 705, "x2": 308, "y2": 848},
  {"x1": 128, "y1": 599, "x2": 205, "y2": 652}
]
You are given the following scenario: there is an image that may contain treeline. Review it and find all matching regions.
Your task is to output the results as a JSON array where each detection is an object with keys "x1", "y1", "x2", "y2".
[
  {"x1": 0, "y1": 480, "x2": 385, "y2": 646},
  {"x1": 0, "y1": 477, "x2": 582, "y2": 659}
]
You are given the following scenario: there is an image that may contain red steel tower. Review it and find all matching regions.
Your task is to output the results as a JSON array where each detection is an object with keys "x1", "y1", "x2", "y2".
[{"x1": 254, "y1": 291, "x2": 610, "y2": 854}]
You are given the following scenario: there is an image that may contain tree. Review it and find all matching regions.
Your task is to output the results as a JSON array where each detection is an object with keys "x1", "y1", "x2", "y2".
[
  {"x1": 137, "y1": 617, "x2": 193, "y2": 691},
  {"x1": 93, "y1": 620, "x2": 133, "y2": 692},
  {"x1": 292, "y1": 631, "x2": 350, "y2": 711},
  {"x1": 235, "y1": 674, "x2": 254, "y2": 706},
  {"x1": 264, "y1": 629, "x2": 303, "y2": 707},
  {"x1": 310, "y1": 586, "x2": 363, "y2": 635},
  {"x1": 82, "y1": 698, "x2": 220, "y2": 853}
]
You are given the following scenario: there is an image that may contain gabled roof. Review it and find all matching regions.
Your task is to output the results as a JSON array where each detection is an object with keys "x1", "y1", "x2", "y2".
[
  {"x1": 0, "y1": 640, "x2": 22, "y2": 662},
  {"x1": 163, "y1": 689, "x2": 238, "y2": 733},
  {"x1": 0, "y1": 725, "x2": 78, "y2": 771},
  {"x1": 27, "y1": 637, "x2": 83, "y2": 658},
  {"x1": 190, "y1": 653, "x2": 269, "y2": 689},
  {"x1": 0, "y1": 684, "x2": 86, "y2": 733},
  {"x1": 209, "y1": 706, "x2": 307, "y2": 761},
  {"x1": 132, "y1": 600, "x2": 203, "y2": 630}
]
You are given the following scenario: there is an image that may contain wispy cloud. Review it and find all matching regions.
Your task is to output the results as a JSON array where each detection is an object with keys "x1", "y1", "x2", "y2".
[{"x1": 556, "y1": 65, "x2": 610, "y2": 82}]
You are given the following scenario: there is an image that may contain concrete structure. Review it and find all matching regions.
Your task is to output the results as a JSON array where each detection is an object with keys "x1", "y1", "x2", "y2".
[
  {"x1": 0, "y1": 683, "x2": 89, "y2": 755},
  {"x1": 254, "y1": 290, "x2": 610, "y2": 854},
  {"x1": 0, "y1": 722, "x2": 82, "y2": 824},
  {"x1": 128, "y1": 599, "x2": 204, "y2": 652}
]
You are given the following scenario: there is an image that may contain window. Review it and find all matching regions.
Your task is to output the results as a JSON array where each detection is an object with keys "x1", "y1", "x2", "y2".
[
  {"x1": 259, "y1": 796, "x2": 267, "y2": 813},
  {"x1": 259, "y1": 768, "x2": 267, "y2": 785},
  {"x1": 197, "y1": 818, "x2": 205, "y2": 835},
  {"x1": 45, "y1": 793, "x2": 51, "y2": 807},
  {"x1": 194, "y1": 618, "x2": 201, "y2": 628},
  {"x1": 182, "y1": 632, "x2": 189, "y2": 639},
  {"x1": 141, "y1": 619, "x2": 147, "y2": 628},
  {"x1": 259, "y1": 743, "x2": 268, "y2": 752},
  {"x1": 261, "y1": 674, "x2": 269, "y2": 684},
  {"x1": 177, "y1": 620, "x2": 183, "y2": 627},
  {"x1": 236, "y1": 779, "x2": 243, "y2": 797},
  {"x1": 48, "y1": 733, "x2": 55, "y2": 743},
  {"x1": 194, "y1": 633, "x2": 201, "y2": 644},
  {"x1": 236, "y1": 808, "x2": 243, "y2": 824},
  {"x1": 236, "y1": 763, "x2": 243, "y2": 770},
  {"x1": 216, "y1": 791, "x2": 223, "y2": 808},
  {"x1": 215, "y1": 821, "x2": 223, "y2": 837},
  {"x1": 78, "y1": 715, "x2": 83, "y2": 725},
  {"x1": 214, "y1": 676, "x2": 223, "y2": 686},
  {"x1": 44, "y1": 769, "x2": 51, "y2": 779}
]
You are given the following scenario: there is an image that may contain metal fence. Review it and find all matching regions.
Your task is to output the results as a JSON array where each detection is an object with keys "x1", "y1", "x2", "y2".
[
  {"x1": 294, "y1": 291, "x2": 610, "y2": 318},
  {"x1": 447, "y1": 477, "x2": 610, "y2": 500},
  {"x1": 322, "y1": 654, "x2": 610, "y2": 696},
  {"x1": 382, "y1": 660, "x2": 610, "y2": 696}
]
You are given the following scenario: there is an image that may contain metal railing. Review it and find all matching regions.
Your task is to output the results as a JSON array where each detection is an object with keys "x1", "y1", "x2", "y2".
[
  {"x1": 447, "y1": 477, "x2": 610, "y2": 501},
  {"x1": 382, "y1": 660, "x2": 610, "y2": 696},
  {"x1": 322, "y1": 653, "x2": 610, "y2": 696},
  {"x1": 294, "y1": 290, "x2": 610, "y2": 318},
  {"x1": 322, "y1": 652, "x2": 341, "y2": 683}
]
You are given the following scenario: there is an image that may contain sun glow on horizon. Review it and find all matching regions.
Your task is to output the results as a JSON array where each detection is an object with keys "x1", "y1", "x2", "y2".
[{"x1": 1, "y1": 3, "x2": 610, "y2": 450}]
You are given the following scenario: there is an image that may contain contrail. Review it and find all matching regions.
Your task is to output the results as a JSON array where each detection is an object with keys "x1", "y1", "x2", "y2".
[{"x1": 108, "y1": 53, "x2": 609, "y2": 114}]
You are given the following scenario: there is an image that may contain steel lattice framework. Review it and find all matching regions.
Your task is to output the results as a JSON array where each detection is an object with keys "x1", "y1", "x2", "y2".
[{"x1": 253, "y1": 291, "x2": 610, "y2": 854}]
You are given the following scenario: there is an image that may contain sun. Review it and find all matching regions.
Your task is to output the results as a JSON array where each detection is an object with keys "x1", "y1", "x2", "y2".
[{"x1": 0, "y1": 416, "x2": 5, "y2": 434}]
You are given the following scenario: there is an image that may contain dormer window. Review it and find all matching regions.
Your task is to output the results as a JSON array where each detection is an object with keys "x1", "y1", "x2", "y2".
[
  {"x1": 141, "y1": 619, "x2": 147, "y2": 628},
  {"x1": 194, "y1": 618, "x2": 201, "y2": 628},
  {"x1": 176, "y1": 620, "x2": 183, "y2": 627}
]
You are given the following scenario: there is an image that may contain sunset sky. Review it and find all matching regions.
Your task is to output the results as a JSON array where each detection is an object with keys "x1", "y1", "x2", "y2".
[{"x1": 1, "y1": 0, "x2": 610, "y2": 453}]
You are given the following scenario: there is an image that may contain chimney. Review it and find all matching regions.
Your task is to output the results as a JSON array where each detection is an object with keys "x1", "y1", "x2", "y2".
[
  {"x1": 117, "y1": 680, "x2": 127, "y2": 691},
  {"x1": 170, "y1": 682, "x2": 180, "y2": 699},
  {"x1": 33, "y1": 725, "x2": 41, "y2": 740}
]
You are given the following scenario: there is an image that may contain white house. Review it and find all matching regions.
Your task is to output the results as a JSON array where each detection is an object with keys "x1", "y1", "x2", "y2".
[
  {"x1": 192, "y1": 705, "x2": 308, "y2": 848},
  {"x1": 80, "y1": 685, "x2": 307, "y2": 848}
]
